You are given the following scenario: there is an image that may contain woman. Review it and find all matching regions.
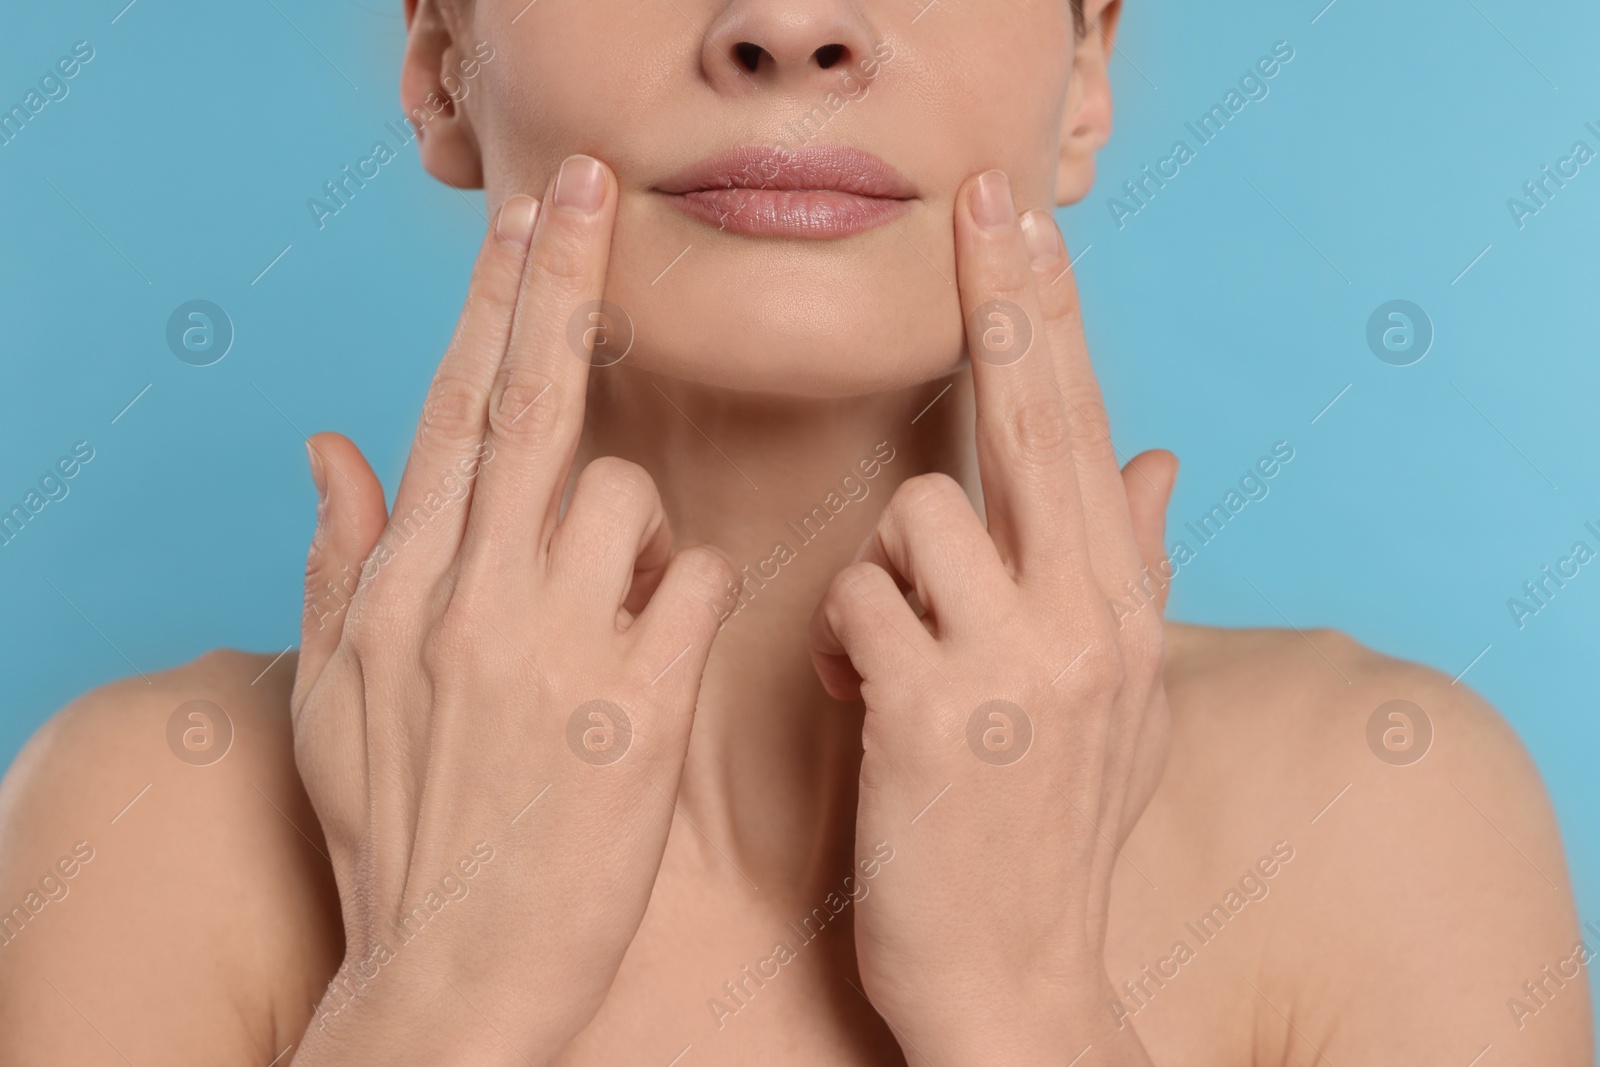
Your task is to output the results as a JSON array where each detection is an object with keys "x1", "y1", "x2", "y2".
[{"x1": 0, "y1": 0, "x2": 1590, "y2": 1063}]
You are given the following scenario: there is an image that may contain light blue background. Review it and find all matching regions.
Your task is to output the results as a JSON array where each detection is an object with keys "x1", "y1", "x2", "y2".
[{"x1": 2, "y1": 0, "x2": 1596, "y2": 1038}]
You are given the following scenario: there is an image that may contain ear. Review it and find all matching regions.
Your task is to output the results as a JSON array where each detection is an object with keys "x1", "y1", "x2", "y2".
[
  {"x1": 402, "y1": 0, "x2": 485, "y2": 189},
  {"x1": 1055, "y1": 0, "x2": 1121, "y2": 206}
]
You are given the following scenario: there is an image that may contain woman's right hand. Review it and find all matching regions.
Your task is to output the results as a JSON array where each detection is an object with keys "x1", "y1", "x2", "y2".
[{"x1": 287, "y1": 156, "x2": 737, "y2": 1066}]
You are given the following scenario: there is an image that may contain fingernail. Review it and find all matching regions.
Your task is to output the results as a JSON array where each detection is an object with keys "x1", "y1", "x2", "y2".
[
  {"x1": 971, "y1": 171, "x2": 1016, "y2": 231},
  {"x1": 495, "y1": 195, "x2": 540, "y2": 248},
  {"x1": 305, "y1": 440, "x2": 328, "y2": 505},
  {"x1": 1020, "y1": 210, "x2": 1064, "y2": 266},
  {"x1": 553, "y1": 155, "x2": 606, "y2": 214}
]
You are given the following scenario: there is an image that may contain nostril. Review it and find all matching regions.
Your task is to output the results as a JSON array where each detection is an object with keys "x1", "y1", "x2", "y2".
[
  {"x1": 813, "y1": 44, "x2": 846, "y2": 69},
  {"x1": 734, "y1": 42, "x2": 767, "y2": 72}
]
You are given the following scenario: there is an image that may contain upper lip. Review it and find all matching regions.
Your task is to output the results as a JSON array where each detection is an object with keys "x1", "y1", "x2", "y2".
[{"x1": 654, "y1": 144, "x2": 917, "y2": 200}]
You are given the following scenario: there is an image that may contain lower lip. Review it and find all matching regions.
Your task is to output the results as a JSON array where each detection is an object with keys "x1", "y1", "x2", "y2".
[{"x1": 662, "y1": 188, "x2": 913, "y2": 238}]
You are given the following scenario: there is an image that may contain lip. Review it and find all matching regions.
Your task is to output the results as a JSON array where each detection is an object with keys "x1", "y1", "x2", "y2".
[{"x1": 653, "y1": 145, "x2": 917, "y2": 238}]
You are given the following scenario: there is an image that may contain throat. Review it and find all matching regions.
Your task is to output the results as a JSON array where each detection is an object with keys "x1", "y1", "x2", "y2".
[{"x1": 576, "y1": 363, "x2": 976, "y2": 888}]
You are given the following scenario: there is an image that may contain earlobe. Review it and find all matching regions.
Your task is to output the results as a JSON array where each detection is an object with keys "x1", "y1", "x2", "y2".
[
  {"x1": 401, "y1": 0, "x2": 485, "y2": 189},
  {"x1": 1054, "y1": 0, "x2": 1120, "y2": 206}
]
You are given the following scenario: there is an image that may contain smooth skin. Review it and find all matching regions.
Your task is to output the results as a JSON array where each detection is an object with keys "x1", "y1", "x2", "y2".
[{"x1": 0, "y1": 0, "x2": 1592, "y2": 1064}]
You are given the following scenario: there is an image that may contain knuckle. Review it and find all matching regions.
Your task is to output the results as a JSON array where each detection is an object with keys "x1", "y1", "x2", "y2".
[
  {"x1": 1011, "y1": 392, "x2": 1072, "y2": 463},
  {"x1": 855, "y1": 747, "x2": 889, "y2": 795},
  {"x1": 579, "y1": 456, "x2": 658, "y2": 513},
  {"x1": 485, "y1": 225, "x2": 532, "y2": 273},
  {"x1": 342, "y1": 593, "x2": 395, "y2": 657},
  {"x1": 676, "y1": 544, "x2": 736, "y2": 590},
  {"x1": 889, "y1": 472, "x2": 967, "y2": 521},
  {"x1": 1062, "y1": 390, "x2": 1114, "y2": 451},
  {"x1": 527, "y1": 222, "x2": 599, "y2": 284},
  {"x1": 424, "y1": 600, "x2": 484, "y2": 669},
  {"x1": 488, "y1": 368, "x2": 561, "y2": 439},
  {"x1": 419, "y1": 374, "x2": 488, "y2": 447},
  {"x1": 1034, "y1": 270, "x2": 1081, "y2": 321},
  {"x1": 829, "y1": 560, "x2": 891, "y2": 612},
  {"x1": 1080, "y1": 640, "x2": 1126, "y2": 692},
  {"x1": 973, "y1": 248, "x2": 1037, "y2": 304},
  {"x1": 672, "y1": 546, "x2": 739, "y2": 616},
  {"x1": 339, "y1": 559, "x2": 419, "y2": 652}
]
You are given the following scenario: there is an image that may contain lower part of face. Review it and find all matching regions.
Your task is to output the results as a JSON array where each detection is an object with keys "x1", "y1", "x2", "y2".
[{"x1": 469, "y1": 0, "x2": 1075, "y2": 398}]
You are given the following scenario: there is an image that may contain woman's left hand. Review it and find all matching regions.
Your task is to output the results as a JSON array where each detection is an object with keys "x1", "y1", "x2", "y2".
[{"x1": 809, "y1": 170, "x2": 1177, "y2": 1064}]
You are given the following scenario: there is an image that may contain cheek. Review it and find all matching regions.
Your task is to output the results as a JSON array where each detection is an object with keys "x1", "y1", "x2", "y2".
[
  {"x1": 470, "y1": 1, "x2": 1072, "y2": 397},
  {"x1": 938, "y1": 10, "x2": 1075, "y2": 129},
  {"x1": 472, "y1": 7, "x2": 666, "y2": 183},
  {"x1": 871, "y1": 22, "x2": 1073, "y2": 208}
]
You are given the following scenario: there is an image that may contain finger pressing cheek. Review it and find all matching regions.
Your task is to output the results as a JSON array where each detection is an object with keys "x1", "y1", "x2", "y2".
[{"x1": 955, "y1": 171, "x2": 1090, "y2": 593}]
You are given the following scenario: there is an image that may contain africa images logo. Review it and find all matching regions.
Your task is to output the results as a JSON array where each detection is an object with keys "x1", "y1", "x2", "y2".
[
  {"x1": 566, "y1": 700, "x2": 633, "y2": 766},
  {"x1": 306, "y1": 41, "x2": 496, "y2": 232},
  {"x1": 1107, "y1": 41, "x2": 1296, "y2": 230},
  {"x1": 966, "y1": 700, "x2": 1033, "y2": 766}
]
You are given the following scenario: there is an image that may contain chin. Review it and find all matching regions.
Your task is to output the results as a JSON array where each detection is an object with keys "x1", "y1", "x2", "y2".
[{"x1": 601, "y1": 194, "x2": 968, "y2": 398}]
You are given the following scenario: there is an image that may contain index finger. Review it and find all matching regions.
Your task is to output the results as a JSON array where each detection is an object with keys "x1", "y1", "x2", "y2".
[
  {"x1": 954, "y1": 170, "x2": 1088, "y2": 586},
  {"x1": 460, "y1": 155, "x2": 621, "y2": 571}
]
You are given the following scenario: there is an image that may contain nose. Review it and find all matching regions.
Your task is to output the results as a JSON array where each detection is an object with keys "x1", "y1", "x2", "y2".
[{"x1": 701, "y1": 0, "x2": 878, "y2": 94}]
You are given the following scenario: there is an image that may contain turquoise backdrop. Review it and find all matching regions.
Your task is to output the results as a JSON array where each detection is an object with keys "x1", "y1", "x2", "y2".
[{"x1": 2, "y1": 0, "x2": 1596, "y2": 1041}]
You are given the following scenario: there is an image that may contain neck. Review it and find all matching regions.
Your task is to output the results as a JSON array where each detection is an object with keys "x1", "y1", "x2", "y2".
[{"x1": 578, "y1": 363, "x2": 977, "y2": 897}]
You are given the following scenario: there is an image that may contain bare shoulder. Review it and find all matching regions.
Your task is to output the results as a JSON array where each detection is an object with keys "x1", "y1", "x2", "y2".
[
  {"x1": 1160, "y1": 620, "x2": 1543, "y2": 794},
  {"x1": 0, "y1": 650, "x2": 339, "y2": 1064},
  {"x1": 1140, "y1": 622, "x2": 1593, "y2": 1065}
]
